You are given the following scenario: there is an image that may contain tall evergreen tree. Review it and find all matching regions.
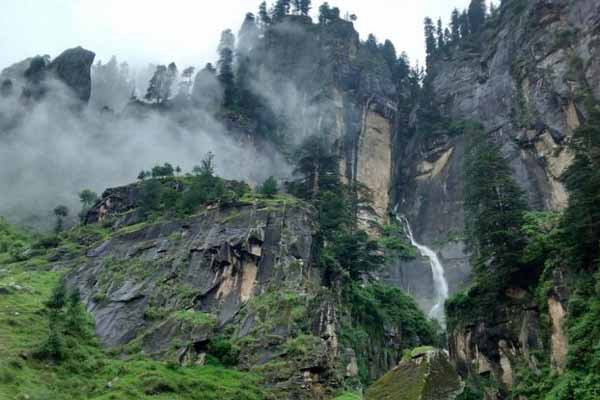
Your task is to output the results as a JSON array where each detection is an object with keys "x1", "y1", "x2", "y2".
[
  {"x1": 145, "y1": 65, "x2": 168, "y2": 104},
  {"x1": 299, "y1": 0, "x2": 311, "y2": 16},
  {"x1": 217, "y1": 29, "x2": 236, "y2": 108},
  {"x1": 468, "y1": 0, "x2": 486, "y2": 34},
  {"x1": 436, "y1": 18, "x2": 445, "y2": 49},
  {"x1": 292, "y1": 135, "x2": 339, "y2": 201},
  {"x1": 318, "y1": 2, "x2": 331, "y2": 24},
  {"x1": 560, "y1": 101, "x2": 600, "y2": 268},
  {"x1": 459, "y1": 10, "x2": 470, "y2": 38},
  {"x1": 450, "y1": 8, "x2": 461, "y2": 43},
  {"x1": 424, "y1": 17, "x2": 437, "y2": 62},
  {"x1": 258, "y1": 1, "x2": 272, "y2": 26},
  {"x1": 463, "y1": 125, "x2": 528, "y2": 289},
  {"x1": 365, "y1": 34, "x2": 378, "y2": 53},
  {"x1": 381, "y1": 40, "x2": 397, "y2": 71},
  {"x1": 165, "y1": 62, "x2": 178, "y2": 100},
  {"x1": 273, "y1": 0, "x2": 291, "y2": 21}
]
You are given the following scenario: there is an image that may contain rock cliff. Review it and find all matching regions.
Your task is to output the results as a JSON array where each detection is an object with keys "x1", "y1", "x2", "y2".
[{"x1": 396, "y1": 0, "x2": 600, "y2": 397}]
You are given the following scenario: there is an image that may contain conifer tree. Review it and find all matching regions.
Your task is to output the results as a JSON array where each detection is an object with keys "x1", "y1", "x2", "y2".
[
  {"x1": 318, "y1": 2, "x2": 331, "y2": 24},
  {"x1": 258, "y1": 1, "x2": 272, "y2": 26},
  {"x1": 560, "y1": 101, "x2": 600, "y2": 268},
  {"x1": 292, "y1": 135, "x2": 339, "y2": 201},
  {"x1": 381, "y1": 40, "x2": 397, "y2": 71},
  {"x1": 463, "y1": 125, "x2": 528, "y2": 289},
  {"x1": 145, "y1": 65, "x2": 168, "y2": 104},
  {"x1": 436, "y1": 18, "x2": 445, "y2": 49},
  {"x1": 365, "y1": 34, "x2": 378, "y2": 52},
  {"x1": 468, "y1": 0, "x2": 486, "y2": 34},
  {"x1": 450, "y1": 8, "x2": 461, "y2": 42},
  {"x1": 273, "y1": 0, "x2": 291, "y2": 21},
  {"x1": 424, "y1": 17, "x2": 437, "y2": 62},
  {"x1": 299, "y1": 0, "x2": 311, "y2": 16},
  {"x1": 459, "y1": 10, "x2": 470, "y2": 38},
  {"x1": 218, "y1": 29, "x2": 236, "y2": 108}
]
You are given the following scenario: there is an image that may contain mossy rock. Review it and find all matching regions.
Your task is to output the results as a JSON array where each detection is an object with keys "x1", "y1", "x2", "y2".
[{"x1": 365, "y1": 349, "x2": 463, "y2": 400}]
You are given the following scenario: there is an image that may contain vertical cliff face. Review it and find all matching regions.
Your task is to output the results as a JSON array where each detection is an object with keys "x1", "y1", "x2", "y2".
[
  {"x1": 393, "y1": 0, "x2": 600, "y2": 309},
  {"x1": 253, "y1": 16, "x2": 397, "y2": 231},
  {"x1": 393, "y1": 1, "x2": 600, "y2": 397}
]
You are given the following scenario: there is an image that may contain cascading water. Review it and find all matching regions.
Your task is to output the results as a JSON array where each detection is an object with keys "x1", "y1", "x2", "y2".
[{"x1": 396, "y1": 214, "x2": 449, "y2": 325}]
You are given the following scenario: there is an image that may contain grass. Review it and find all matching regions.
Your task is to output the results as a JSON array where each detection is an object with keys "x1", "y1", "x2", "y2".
[
  {"x1": 0, "y1": 221, "x2": 267, "y2": 400},
  {"x1": 333, "y1": 393, "x2": 362, "y2": 400}
]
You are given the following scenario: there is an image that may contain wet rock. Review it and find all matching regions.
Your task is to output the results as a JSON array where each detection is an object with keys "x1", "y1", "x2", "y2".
[{"x1": 365, "y1": 348, "x2": 463, "y2": 400}]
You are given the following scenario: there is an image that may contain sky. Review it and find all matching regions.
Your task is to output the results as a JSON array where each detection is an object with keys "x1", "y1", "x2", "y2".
[{"x1": 0, "y1": 0, "x2": 480, "y2": 72}]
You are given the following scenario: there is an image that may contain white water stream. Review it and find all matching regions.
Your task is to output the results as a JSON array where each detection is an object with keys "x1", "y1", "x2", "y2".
[{"x1": 397, "y1": 215, "x2": 449, "y2": 325}]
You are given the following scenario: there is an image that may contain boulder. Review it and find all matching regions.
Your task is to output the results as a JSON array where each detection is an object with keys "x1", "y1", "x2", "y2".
[{"x1": 365, "y1": 348, "x2": 463, "y2": 400}]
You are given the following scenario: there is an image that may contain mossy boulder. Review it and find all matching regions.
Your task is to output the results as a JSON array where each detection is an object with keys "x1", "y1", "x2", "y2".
[{"x1": 365, "y1": 349, "x2": 462, "y2": 400}]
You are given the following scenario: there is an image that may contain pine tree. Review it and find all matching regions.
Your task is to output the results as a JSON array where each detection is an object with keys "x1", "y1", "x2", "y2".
[
  {"x1": 318, "y1": 2, "x2": 331, "y2": 24},
  {"x1": 145, "y1": 65, "x2": 168, "y2": 104},
  {"x1": 292, "y1": 135, "x2": 340, "y2": 201},
  {"x1": 218, "y1": 29, "x2": 236, "y2": 108},
  {"x1": 459, "y1": 10, "x2": 470, "y2": 38},
  {"x1": 381, "y1": 40, "x2": 397, "y2": 71},
  {"x1": 463, "y1": 125, "x2": 528, "y2": 289},
  {"x1": 164, "y1": 62, "x2": 178, "y2": 100},
  {"x1": 273, "y1": 0, "x2": 291, "y2": 21},
  {"x1": 468, "y1": 0, "x2": 486, "y2": 34},
  {"x1": 259, "y1": 176, "x2": 279, "y2": 198},
  {"x1": 53, "y1": 205, "x2": 69, "y2": 233},
  {"x1": 299, "y1": 0, "x2": 311, "y2": 16},
  {"x1": 424, "y1": 17, "x2": 437, "y2": 62},
  {"x1": 436, "y1": 18, "x2": 445, "y2": 49},
  {"x1": 258, "y1": 1, "x2": 272, "y2": 26},
  {"x1": 450, "y1": 8, "x2": 461, "y2": 42},
  {"x1": 560, "y1": 101, "x2": 600, "y2": 268},
  {"x1": 365, "y1": 34, "x2": 378, "y2": 52}
]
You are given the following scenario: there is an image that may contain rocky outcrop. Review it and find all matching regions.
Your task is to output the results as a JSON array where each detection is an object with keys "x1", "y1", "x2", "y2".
[
  {"x1": 365, "y1": 348, "x2": 463, "y2": 400},
  {"x1": 448, "y1": 267, "x2": 571, "y2": 398},
  {"x1": 47, "y1": 47, "x2": 96, "y2": 103},
  {"x1": 0, "y1": 46, "x2": 95, "y2": 106},
  {"x1": 449, "y1": 287, "x2": 544, "y2": 397}
]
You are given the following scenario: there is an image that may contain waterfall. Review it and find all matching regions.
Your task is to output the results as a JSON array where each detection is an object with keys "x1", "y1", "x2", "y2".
[{"x1": 397, "y1": 215, "x2": 449, "y2": 325}]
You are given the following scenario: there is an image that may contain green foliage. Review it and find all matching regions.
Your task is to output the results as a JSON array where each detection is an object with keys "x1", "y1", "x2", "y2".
[
  {"x1": 380, "y1": 223, "x2": 417, "y2": 260},
  {"x1": 321, "y1": 230, "x2": 384, "y2": 282},
  {"x1": 0, "y1": 251, "x2": 266, "y2": 400},
  {"x1": 207, "y1": 336, "x2": 240, "y2": 366},
  {"x1": 463, "y1": 124, "x2": 528, "y2": 292},
  {"x1": 151, "y1": 162, "x2": 175, "y2": 178},
  {"x1": 174, "y1": 310, "x2": 217, "y2": 329},
  {"x1": 258, "y1": 176, "x2": 279, "y2": 198},
  {"x1": 342, "y1": 283, "x2": 441, "y2": 384},
  {"x1": 560, "y1": 100, "x2": 600, "y2": 269}
]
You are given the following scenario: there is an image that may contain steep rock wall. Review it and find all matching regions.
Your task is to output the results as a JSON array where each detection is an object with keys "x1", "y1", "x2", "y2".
[{"x1": 392, "y1": 0, "x2": 600, "y2": 312}]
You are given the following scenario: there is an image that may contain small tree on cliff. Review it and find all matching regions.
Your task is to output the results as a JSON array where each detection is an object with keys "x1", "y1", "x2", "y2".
[
  {"x1": 259, "y1": 176, "x2": 279, "y2": 198},
  {"x1": 292, "y1": 135, "x2": 340, "y2": 201},
  {"x1": 468, "y1": 0, "x2": 486, "y2": 34},
  {"x1": 145, "y1": 65, "x2": 167, "y2": 104},
  {"x1": 217, "y1": 29, "x2": 236, "y2": 108},
  {"x1": 78, "y1": 189, "x2": 98, "y2": 209},
  {"x1": 450, "y1": 8, "x2": 461, "y2": 42},
  {"x1": 424, "y1": 17, "x2": 437, "y2": 64},
  {"x1": 53, "y1": 205, "x2": 69, "y2": 233}
]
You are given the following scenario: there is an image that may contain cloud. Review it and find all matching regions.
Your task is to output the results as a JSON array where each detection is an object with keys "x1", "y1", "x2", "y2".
[{"x1": 0, "y1": 76, "x2": 290, "y2": 230}]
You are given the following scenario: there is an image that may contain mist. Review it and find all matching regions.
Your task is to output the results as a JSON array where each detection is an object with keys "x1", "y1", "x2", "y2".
[{"x1": 0, "y1": 74, "x2": 291, "y2": 230}]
